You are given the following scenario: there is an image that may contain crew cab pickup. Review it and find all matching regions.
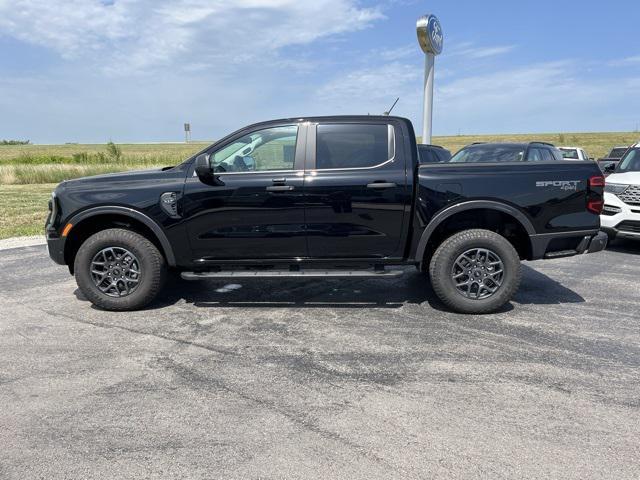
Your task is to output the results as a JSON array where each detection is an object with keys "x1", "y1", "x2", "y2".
[{"x1": 46, "y1": 116, "x2": 607, "y2": 314}]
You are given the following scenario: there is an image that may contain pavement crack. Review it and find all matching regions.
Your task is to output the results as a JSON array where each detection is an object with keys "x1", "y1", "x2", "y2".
[{"x1": 28, "y1": 303, "x2": 238, "y2": 358}]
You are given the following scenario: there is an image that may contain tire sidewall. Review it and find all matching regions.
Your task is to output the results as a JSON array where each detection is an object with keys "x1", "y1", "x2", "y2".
[
  {"x1": 74, "y1": 229, "x2": 164, "y2": 310},
  {"x1": 430, "y1": 230, "x2": 521, "y2": 313}
]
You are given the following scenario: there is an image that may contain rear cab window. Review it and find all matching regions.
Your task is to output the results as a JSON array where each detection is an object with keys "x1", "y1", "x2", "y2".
[{"x1": 559, "y1": 148, "x2": 579, "y2": 160}]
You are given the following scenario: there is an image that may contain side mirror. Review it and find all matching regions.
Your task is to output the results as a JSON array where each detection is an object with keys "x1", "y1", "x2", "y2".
[
  {"x1": 195, "y1": 153, "x2": 211, "y2": 178},
  {"x1": 195, "y1": 153, "x2": 224, "y2": 185},
  {"x1": 604, "y1": 162, "x2": 616, "y2": 173}
]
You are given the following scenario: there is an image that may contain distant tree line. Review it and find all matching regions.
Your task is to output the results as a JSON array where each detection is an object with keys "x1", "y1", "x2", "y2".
[{"x1": 1, "y1": 140, "x2": 30, "y2": 145}]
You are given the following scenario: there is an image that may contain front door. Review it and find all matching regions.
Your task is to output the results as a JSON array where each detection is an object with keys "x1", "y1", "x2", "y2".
[
  {"x1": 303, "y1": 122, "x2": 409, "y2": 259},
  {"x1": 182, "y1": 123, "x2": 307, "y2": 260}
]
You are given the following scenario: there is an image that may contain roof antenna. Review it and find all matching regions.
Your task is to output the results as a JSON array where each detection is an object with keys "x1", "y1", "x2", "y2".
[{"x1": 384, "y1": 97, "x2": 399, "y2": 116}]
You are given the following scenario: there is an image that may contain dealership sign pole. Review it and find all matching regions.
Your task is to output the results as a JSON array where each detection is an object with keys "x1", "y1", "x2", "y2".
[{"x1": 417, "y1": 14, "x2": 443, "y2": 144}]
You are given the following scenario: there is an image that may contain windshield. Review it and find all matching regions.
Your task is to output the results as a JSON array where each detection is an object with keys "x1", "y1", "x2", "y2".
[
  {"x1": 559, "y1": 148, "x2": 579, "y2": 159},
  {"x1": 616, "y1": 148, "x2": 640, "y2": 173},
  {"x1": 449, "y1": 144, "x2": 525, "y2": 163}
]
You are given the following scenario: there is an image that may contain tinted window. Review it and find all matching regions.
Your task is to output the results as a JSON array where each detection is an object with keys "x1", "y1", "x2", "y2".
[
  {"x1": 433, "y1": 149, "x2": 451, "y2": 162},
  {"x1": 610, "y1": 148, "x2": 628, "y2": 159},
  {"x1": 527, "y1": 148, "x2": 543, "y2": 161},
  {"x1": 213, "y1": 125, "x2": 298, "y2": 172},
  {"x1": 418, "y1": 146, "x2": 436, "y2": 164},
  {"x1": 552, "y1": 148, "x2": 564, "y2": 161},
  {"x1": 540, "y1": 148, "x2": 554, "y2": 161},
  {"x1": 449, "y1": 144, "x2": 525, "y2": 163},
  {"x1": 316, "y1": 124, "x2": 390, "y2": 169}
]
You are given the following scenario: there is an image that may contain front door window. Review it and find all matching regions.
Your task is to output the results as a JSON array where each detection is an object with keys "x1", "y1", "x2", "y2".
[{"x1": 212, "y1": 125, "x2": 298, "y2": 173}]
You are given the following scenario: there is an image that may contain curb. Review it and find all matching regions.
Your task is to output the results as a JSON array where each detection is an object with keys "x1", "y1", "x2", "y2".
[{"x1": 0, "y1": 236, "x2": 47, "y2": 251}]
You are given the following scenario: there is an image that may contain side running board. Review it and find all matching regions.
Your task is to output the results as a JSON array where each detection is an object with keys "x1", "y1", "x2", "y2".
[{"x1": 181, "y1": 269, "x2": 405, "y2": 280}]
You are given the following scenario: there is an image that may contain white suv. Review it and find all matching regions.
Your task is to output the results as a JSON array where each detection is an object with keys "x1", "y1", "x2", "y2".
[
  {"x1": 558, "y1": 147, "x2": 590, "y2": 161},
  {"x1": 601, "y1": 142, "x2": 640, "y2": 240}
]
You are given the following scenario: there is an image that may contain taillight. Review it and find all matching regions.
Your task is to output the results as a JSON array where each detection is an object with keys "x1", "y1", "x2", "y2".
[
  {"x1": 587, "y1": 175, "x2": 605, "y2": 214},
  {"x1": 587, "y1": 199, "x2": 604, "y2": 214}
]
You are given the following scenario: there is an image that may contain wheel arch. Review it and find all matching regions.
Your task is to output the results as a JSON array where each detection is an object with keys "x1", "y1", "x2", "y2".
[
  {"x1": 63, "y1": 207, "x2": 176, "y2": 272},
  {"x1": 416, "y1": 201, "x2": 535, "y2": 270}
]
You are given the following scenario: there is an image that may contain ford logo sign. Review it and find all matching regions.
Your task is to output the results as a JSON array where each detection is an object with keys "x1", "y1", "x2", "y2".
[{"x1": 417, "y1": 14, "x2": 444, "y2": 56}]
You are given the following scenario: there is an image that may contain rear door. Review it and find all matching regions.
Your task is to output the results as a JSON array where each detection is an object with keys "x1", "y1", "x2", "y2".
[{"x1": 303, "y1": 121, "x2": 409, "y2": 259}]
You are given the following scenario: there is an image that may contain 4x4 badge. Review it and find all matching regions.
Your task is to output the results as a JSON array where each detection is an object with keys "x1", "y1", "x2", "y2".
[{"x1": 536, "y1": 180, "x2": 580, "y2": 191}]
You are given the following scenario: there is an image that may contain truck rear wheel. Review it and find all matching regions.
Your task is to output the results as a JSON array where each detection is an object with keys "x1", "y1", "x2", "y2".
[
  {"x1": 74, "y1": 228, "x2": 166, "y2": 311},
  {"x1": 429, "y1": 229, "x2": 521, "y2": 314}
]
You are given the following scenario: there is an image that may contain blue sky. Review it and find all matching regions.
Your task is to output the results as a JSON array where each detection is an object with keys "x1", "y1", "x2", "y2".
[{"x1": 1, "y1": 0, "x2": 639, "y2": 143}]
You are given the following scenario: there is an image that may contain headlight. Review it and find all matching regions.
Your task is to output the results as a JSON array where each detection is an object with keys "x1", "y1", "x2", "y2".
[
  {"x1": 46, "y1": 191, "x2": 59, "y2": 228},
  {"x1": 604, "y1": 183, "x2": 629, "y2": 194}
]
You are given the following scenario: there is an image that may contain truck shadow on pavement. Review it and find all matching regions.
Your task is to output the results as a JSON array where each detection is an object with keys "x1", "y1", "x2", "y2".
[
  {"x1": 606, "y1": 238, "x2": 640, "y2": 255},
  {"x1": 76, "y1": 264, "x2": 584, "y2": 312}
]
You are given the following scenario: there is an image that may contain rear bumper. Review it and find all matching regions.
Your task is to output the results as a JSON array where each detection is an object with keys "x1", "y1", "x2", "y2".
[
  {"x1": 530, "y1": 230, "x2": 607, "y2": 260},
  {"x1": 586, "y1": 231, "x2": 608, "y2": 253}
]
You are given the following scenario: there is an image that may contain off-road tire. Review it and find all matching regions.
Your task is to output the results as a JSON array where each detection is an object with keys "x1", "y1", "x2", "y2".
[
  {"x1": 74, "y1": 228, "x2": 166, "y2": 311},
  {"x1": 429, "y1": 229, "x2": 521, "y2": 314}
]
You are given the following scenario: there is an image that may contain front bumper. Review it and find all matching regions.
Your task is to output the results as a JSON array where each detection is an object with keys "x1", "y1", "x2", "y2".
[
  {"x1": 46, "y1": 231, "x2": 66, "y2": 265},
  {"x1": 600, "y1": 192, "x2": 640, "y2": 240}
]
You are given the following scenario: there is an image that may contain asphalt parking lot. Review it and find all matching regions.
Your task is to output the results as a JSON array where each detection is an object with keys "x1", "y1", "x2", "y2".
[{"x1": 1, "y1": 241, "x2": 639, "y2": 479}]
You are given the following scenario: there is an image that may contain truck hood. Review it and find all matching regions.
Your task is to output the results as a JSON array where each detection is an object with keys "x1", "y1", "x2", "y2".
[
  {"x1": 606, "y1": 171, "x2": 640, "y2": 185},
  {"x1": 59, "y1": 166, "x2": 173, "y2": 188}
]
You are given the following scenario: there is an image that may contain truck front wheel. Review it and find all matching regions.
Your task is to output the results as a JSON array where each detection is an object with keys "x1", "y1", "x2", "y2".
[
  {"x1": 428, "y1": 229, "x2": 521, "y2": 314},
  {"x1": 74, "y1": 228, "x2": 166, "y2": 311}
]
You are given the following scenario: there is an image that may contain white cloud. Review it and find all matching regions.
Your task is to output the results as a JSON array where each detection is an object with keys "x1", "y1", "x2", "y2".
[
  {"x1": 608, "y1": 55, "x2": 640, "y2": 67},
  {"x1": 317, "y1": 62, "x2": 421, "y2": 115},
  {"x1": 313, "y1": 59, "x2": 640, "y2": 134},
  {"x1": 435, "y1": 60, "x2": 640, "y2": 133},
  {"x1": 0, "y1": 0, "x2": 384, "y2": 74},
  {"x1": 447, "y1": 41, "x2": 515, "y2": 59},
  {"x1": 376, "y1": 45, "x2": 417, "y2": 61}
]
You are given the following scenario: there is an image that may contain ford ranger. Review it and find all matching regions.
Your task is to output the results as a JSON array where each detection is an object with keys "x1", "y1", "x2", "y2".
[{"x1": 46, "y1": 116, "x2": 607, "y2": 314}]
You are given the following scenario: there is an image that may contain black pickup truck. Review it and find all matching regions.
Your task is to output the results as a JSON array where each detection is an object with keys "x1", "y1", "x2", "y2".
[{"x1": 46, "y1": 116, "x2": 607, "y2": 314}]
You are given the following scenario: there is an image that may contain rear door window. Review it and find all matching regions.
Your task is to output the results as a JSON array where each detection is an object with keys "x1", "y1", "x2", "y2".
[{"x1": 316, "y1": 124, "x2": 392, "y2": 169}]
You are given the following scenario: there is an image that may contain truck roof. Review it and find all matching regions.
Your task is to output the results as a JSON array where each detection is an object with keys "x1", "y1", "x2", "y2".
[
  {"x1": 466, "y1": 141, "x2": 556, "y2": 148},
  {"x1": 240, "y1": 115, "x2": 411, "y2": 130}
]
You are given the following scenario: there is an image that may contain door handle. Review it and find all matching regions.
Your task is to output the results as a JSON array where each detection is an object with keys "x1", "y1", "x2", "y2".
[
  {"x1": 271, "y1": 178, "x2": 287, "y2": 184},
  {"x1": 366, "y1": 182, "x2": 397, "y2": 189},
  {"x1": 267, "y1": 185, "x2": 295, "y2": 192}
]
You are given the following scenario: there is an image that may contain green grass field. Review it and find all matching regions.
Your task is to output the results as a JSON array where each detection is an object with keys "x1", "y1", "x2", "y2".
[
  {"x1": 0, "y1": 131, "x2": 637, "y2": 239},
  {"x1": 0, "y1": 184, "x2": 55, "y2": 239}
]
